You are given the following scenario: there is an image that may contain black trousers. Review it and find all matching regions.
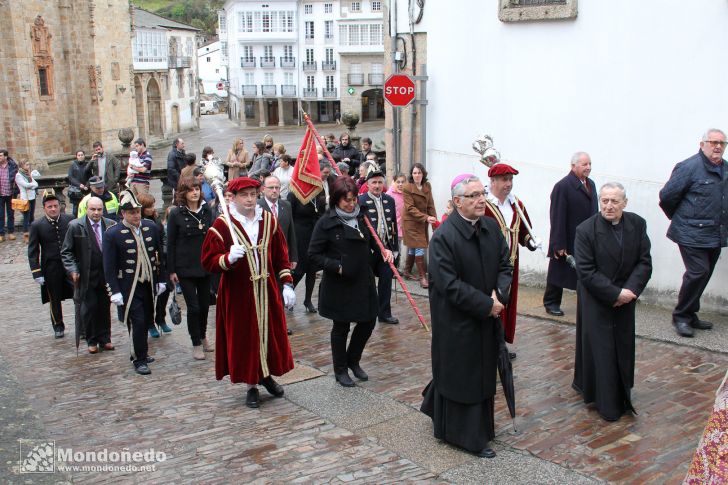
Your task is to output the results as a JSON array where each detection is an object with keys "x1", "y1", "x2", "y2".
[
  {"x1": 543, "y1": 283, "x2": 564, "y2": 309},
  {"x1": 331, "y1": 320, "x2": 376, "y2": 372},
  {"x1": 376, "y1": 260, "x2": 394, "y2": 319},
  {"x1": 152, "y1": 286, "x2": 170, "y2": 326},
  {"x1": 179, "y1": 275, "x2": 211, "y2": 346},
  {"x1": 82, "y1": 282, "x2": 111, "y2": 346},
  {"x1": 126, "y1": 282, "x2": 153, "y2": 364},
  {"x1": 673, "y1": 245, "x2": 721, "y2": 324}
]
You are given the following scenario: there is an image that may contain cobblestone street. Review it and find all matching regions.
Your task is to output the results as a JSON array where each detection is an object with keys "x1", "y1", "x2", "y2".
[{"x1": 1, "y1": 235, "x2": 726, "y2": 484}]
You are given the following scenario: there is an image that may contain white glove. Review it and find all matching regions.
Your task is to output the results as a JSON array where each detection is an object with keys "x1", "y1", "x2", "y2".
[
  {"x1": 282, "y1": 285, "x2": 296, "y2": 310},
  {"x1": 228, "y1": 244, "x2": 247, "y2": 263},
  {"x1": 34, "y1": 276, "x2": 45, "y2": 285},
  {"x1": 530, "y1": 236, "x2": 544, "y2": 250},
  {"x1": 110, "y1": 293, "x2": 124, "y2": 306},
  {"x1": 156, "y1": 283, "x2": 167, "y2": 296}
]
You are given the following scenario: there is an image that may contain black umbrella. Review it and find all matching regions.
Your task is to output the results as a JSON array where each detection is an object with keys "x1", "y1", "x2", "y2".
[
  {"x1": 495, "y1": 317, "x2": 517, "y2": 431},
  {"x1": 73, "y1": 282, "x2": 82, "y2": 356}
]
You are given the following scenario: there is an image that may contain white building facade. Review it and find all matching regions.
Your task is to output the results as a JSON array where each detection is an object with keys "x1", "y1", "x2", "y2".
[
  {"x1": 132, "y1": 8, "x2": 200, "y2": 140},
  {"x1": 385, "y1": 0, "x2": 728, "y2": 309},
  {"x1": 198, "y1": 40, "x2": 227, "y2": 96}
]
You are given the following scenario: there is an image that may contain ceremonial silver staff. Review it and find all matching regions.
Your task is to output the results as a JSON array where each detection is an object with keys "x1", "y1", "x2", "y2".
[
  {"x1": 203, "y1": 157, "x2": 242, "y2": 246},
  {"x1": 472, "y1": 134, "x2": 544, "y2": 252}
]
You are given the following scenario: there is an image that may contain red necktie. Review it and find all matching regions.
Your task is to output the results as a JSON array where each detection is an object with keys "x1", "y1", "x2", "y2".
[{"x1": 271, "y1": 202, "x2": 278, "y2": 218}]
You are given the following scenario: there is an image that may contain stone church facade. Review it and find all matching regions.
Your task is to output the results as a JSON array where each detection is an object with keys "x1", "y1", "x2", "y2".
[{"x1": 0, "y1": 0, "x2": 136, "y2": 166}]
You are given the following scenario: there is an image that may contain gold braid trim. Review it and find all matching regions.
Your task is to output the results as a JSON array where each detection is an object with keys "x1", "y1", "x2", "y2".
[
  {"x1": 485, "y1": 199, "x2": 520, "y2": 266},
  {"x1": 278, "y1": 268, "x2": 292, "y2": 279},
  {"x1": 209, "y1": 226, "x2": 224, "y2": 243},
  {"x1": 219, "y1": 254, "x2": 229, "y2": 271}
]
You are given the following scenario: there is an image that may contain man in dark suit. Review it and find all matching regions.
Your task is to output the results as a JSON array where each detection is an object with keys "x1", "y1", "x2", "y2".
[
  {"x1": 103, "y1": 190, "x2": 166, "y2": 375},
  {"x1": 259, "y1": 174, "x2": 298, "y2": 333},
  {"x1": 28, "y1": 189, "x2": 74, "y2": 338},
  {"x1": 61, "y1": 196, "x2": 117, "y2": 353},
  {"x1": 572, "y1": 182, "x2": 652, "y2": 422},
  {"x1": 543, "y1": 151, "x2": 598, "y2": 316},
  {"x1": 359, "y1": 169, "x2": 399, "y2": 324},
  {"x1": 166, "y1": 138, "x2": 186, "y2": 193}
]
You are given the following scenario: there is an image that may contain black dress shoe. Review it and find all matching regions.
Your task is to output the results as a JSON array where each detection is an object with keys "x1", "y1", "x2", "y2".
[
  {"x1": 54, "y1": 328, "x2": 65, "y2": 339},
  {"x1": 287, "y1": 328, "x2": 293, "y2": 336},
  {"x1": 246, "y1": 388, "x2": 260, "y2": 408},
  {"x1": 335, "y1": 370, "x2": 356, "y2": 387},
  {"x1": 476, "y1": 447, "x2": 496, "y2": 458},
  {"x1": 690, "y1": 319, "x2": 713, "y2": 330},
  {"x1": 304, "y1": 301, "x2": 317, "y2": 313},
  {"x1": 260, "y1": 376, "x2": 284, "y2": 397},
  {"x1": 544, "y1": 306, "x2": 565, "y2": 316},
  {"x1": 508, "y1": 351, "x2": 517, "y2": 360},
  {"x1": 134, "y1": 363, "x2": 151, "y2": 375},
  {"x1": 379, "y1": 316, "x2": 399, "y2": 324},
  {"x1": 673, "y1": 321, "x2": 694, "y2": 337},
  {"x1": 349, "y1": 364, "x2": 369, "y2": 381},
  {"x1": 145, "y1": 356, "x2": 155, "y2": 363}
]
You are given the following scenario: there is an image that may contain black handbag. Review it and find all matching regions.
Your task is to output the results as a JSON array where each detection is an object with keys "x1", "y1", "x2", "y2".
[{"x1": 168, "y1": 294, "x2": 182, "y2": 325}]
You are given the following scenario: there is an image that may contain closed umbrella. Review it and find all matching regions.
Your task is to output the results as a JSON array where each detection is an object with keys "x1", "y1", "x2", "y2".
[{"x1": 495, "y1": 317, "x2": 517, "y2": 431}]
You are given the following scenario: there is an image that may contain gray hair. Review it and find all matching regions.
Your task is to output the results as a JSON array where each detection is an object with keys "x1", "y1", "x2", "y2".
[
  {"x1": 451, "y1": 176, "x2": 481, "y2": 198},
  {"x1": 702, "y1": 128, "x2": 726, "y2": 141},
  {"x1": 570, "y1": 151, "x2": 590, "y2": 166},
  {"x1": 599, "y1": 182, "x2": 627, "y2": 200},
  {"x1": 319, "y1": 159, "x2": 332, "y2": 171}
]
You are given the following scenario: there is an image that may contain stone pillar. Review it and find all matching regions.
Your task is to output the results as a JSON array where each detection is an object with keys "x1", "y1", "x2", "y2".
[
  {"x1": 258, "y1": 98, "x2": 266, "y2": 127},
  {"x1": 239, "y1": 96, "x2": 247, "y2": 128},
  {"x1": 277, "y1": 99, "x2": 285, "y2": 126}
]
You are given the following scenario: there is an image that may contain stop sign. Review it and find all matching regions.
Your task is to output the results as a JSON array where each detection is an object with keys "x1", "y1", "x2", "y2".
[{"x1": 384, "y1": 74, "x2": 416, "y2": 107}]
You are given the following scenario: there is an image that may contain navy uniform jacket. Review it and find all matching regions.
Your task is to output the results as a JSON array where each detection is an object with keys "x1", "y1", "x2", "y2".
[
  {"x1": 28, "y1": 214, "x2": 75, "y2": 304},
  {"x1": 358, "y1": 192, "x2": 399, "y2": 252},
  {"x1": 102, "y1": 219, "x2": 165, "y2": 301}
]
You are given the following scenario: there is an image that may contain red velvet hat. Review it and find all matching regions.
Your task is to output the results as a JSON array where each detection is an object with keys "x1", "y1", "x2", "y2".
[
  {"x1": 488, "y1": 163, "x2": 519, "y2": 177},
  {"x1": 227, "y1": 177, "x2": 261, "y2": 193}
]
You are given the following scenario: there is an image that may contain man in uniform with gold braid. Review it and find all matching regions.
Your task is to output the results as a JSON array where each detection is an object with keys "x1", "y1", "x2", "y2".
[
  {"x1": 483, "y1": 163, "x2": 539, "y2": 355},
  {"x1": 201, "y1": 177, "x2": 296, "y2": 409},
  {"x1": 103, "y1": 190, "x2": 166, "y2": 375}
]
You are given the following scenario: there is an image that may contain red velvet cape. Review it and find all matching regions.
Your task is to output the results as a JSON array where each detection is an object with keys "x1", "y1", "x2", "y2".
[
  {"x1": 201, "y1": 211, "x2": 294, "y2": 384},
  {"x1": 483, "y1": 198, "x2": 532, "y2": 344}
]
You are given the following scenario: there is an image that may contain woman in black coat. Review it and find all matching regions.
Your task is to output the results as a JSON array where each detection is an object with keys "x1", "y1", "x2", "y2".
[
  {"x1": 67, "y1": 150, "x2": 92, "y2": 217},
  {"x1": 167, "y1": 176, "x2": 214, "y2": 360},
  {"x1": 287, "y1": 164, "x2": 334, "y2": 313},
  {"x1": 309, "y1": 176, "x2": 393, "y2": 387}
]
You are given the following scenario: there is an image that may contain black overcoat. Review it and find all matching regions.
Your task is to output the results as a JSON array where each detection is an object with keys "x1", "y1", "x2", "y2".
[
  {"x1": 61, "y1": 216, "x2": 116, "y2": 299},
  {"x1": 288, "y1": 189, "x2": 326, "y2": 274},
  {"x1": 572, "y1": 212, "x2": 652, "y2": 419},
  {"x1": 308, "y1": 209, "x2": 378, "y2": 323},
  {"x1": 429, "y1": 213, "x2": 513, "y2": 404},
  {"x1": 166, "y1": 204, "x2": 214, "y2": 278},
  {"x1": 28, "y1": 214, "x2": 75, "y2": 304},
  {"x1": 546, "y1": 171, "x2": 598, "y2": 290}
]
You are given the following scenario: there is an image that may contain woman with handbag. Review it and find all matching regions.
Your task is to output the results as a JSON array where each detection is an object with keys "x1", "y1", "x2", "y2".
[
  {"x1": 14, "y1": 160, "x2": 37, "y2": 243},
  {"x1": 67, "y1": 150, "x2": 92, "y2": 217},
  {"x1": 167, "y1": 176, "x2": 214, "y2": 360}
]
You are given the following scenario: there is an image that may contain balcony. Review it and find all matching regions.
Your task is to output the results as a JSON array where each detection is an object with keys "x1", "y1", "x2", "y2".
[
  {"x1": 368, "y1": 73, "x2": 384, "y2": 86},
  {"x1": 302, "y1": 61, "x2": 317, "y2": 71},
  {"x1": 323, "y1": 88, "x2": 337, "y2": 98},
  {"x1": 303, "y1": 88, "x2": 317, "y2": 98},
  {"x1": 241, "y1": 85, "x2": 257, "y2": 96},
  {"x1": 261, "y1": 84, "x2": 277, "y2": 96},
  {"x1": 169, "y1": 56, "x2": 192, "y2": 69},
  {"x1": 322, "y1": 61, "x2": 337, "y2": 71},
  {"x1": 280, "y1": 57, "x2": 296, "y2": 68},
  {"x1": 260, "y1": 57, "x2": 275, "y2": 68},
  {"x1": 281, "y1": 84, "x2": 296, "y2": 96},
  {"x1": 347, "y1": 73, "x2": 364, "y2": 86},
  {"x1": 240, "y1": 58, "x2": 256, "y2": 68}
]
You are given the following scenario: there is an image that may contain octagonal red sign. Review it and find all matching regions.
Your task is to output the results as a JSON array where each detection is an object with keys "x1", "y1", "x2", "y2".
[{"x1": 384, "y1": 74, "x2": 416, "y2": 107}]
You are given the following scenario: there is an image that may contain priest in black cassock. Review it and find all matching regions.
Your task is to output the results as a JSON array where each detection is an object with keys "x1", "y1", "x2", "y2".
[
  {"x1": 572, "y1": 182, "x2": 652, "y2": 422},
  {"x1": 421, "y1": 174, "x2": 512, "y2": 458}
]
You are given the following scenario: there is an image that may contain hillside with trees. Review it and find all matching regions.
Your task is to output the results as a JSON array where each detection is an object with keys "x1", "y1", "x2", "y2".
[{"x1": 132, "y1": 0, "x2": 224, "y2": 37}]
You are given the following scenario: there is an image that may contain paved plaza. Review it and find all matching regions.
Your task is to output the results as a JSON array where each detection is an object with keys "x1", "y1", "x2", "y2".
[{"x1": 1, "y1": 231, "x2": 727, "y2": 484}]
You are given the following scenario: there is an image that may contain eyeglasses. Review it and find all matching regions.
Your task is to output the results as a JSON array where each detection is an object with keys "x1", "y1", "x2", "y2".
[
  {"x1": 461, "y1": 190, "x2": 487, "y2": 199},
  {"x1": 705, "y1": 140, "x2": 727, "y2": 148}
]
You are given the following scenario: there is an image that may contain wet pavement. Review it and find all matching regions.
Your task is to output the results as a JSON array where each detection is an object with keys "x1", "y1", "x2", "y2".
[{"x1": 1, "y1": 230, "x2": 726, "y2": 483}]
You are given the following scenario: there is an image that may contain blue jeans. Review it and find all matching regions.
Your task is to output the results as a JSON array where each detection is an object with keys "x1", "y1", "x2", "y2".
[
  {"x1": 0, "y1": 196, "x2": 14, "y2": 235},
  {"x1": 407, "y1": 247, "x2": 426, "y2": 257},
  {"x1": 22, "y1": 199, "x2": 36, "y2": 233}
]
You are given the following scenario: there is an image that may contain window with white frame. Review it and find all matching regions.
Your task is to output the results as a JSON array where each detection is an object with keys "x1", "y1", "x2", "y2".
[
  {"x1": 206, "y1": 57, "x2": 211, "y2": 63},
  {"x1": 371, "y1": 1, "x2": 382, "y2": 11},
  {"x1": 324, "y1": 3, "x2": 333, "y2": 13},
  {"x1": 243, "y1": 45, "x2": 254, "y2": 62},
  {"x1": 283, "y1": 45, "x2": 293, "y2": 60},
  {"x1": 360, "y1": 25, "x2": 369, "y2": 45},
  {"x1": 304, "y1": 4, "x2": 313, "y2": 14},
  {"x1": 245, "y1": 72, "x2": 255, "y2": 85},
  {"x1": 186, "y1": 38, "x2": 193, "y2": 56},
  {"x1": 219, "y1": 12, "x2": 227, "y2": 33},
  {"x1": 348, "y1": 25, "x2": 359, "y2": 45},
  {"x1": 325, "y1": 48, "x2": 334, "y2": 63},
  {"x1": 305, "y1": 21, "x2": 314, "y2": 39},
  {"x1": 325, "y1": 20, "x2": 333, "y2": 39},
  {"x1": 239, "y1": 12, "x2": 253, "y2": 32},
  {"x1": 370, "y1": 24, "x2": 382, "y2": 45},
  {"x1": 499, "y1": 0, "x2": 576, "y2": 22},
  {"x1": 350, "y1": 63, "x2": 362, "y2": 74},
  {"x1": 221, "y1": 41, "x2": 228, "y2": 58},
  {"x1": 326, "y1": 76, "x2": 335, "y2": 90},
  {"x1": 371, "y1": 63, "x2": 383, "y2": 74},
  {"x1": 350, "y1": 2, "x2": 361, "y2": 12},
  {"x1": 245, "y1": 10, "x2": 295, "y2": 32},
  {"x1": 263, "y1": 45, "x2": 273, "y2": 60},
  {"x1": 284, "y1": 72, "x2": 293, "y2": 85},
  {"x1": 262, "y1": 11, "x2": 272, "y2": 32},
  {"x1": 133, "y1": 30, "x2": 166, "y2": 63},
  {"x1": 306, "y1": 49, "x2": 315, "y2": 63},
  {"x1": 340, "y1": 24, "x2": 382, "y2": 46},
  {"x1": 264, "y1": 72, "x2": 274, "y2": 85},
  {"x1": 306, "y1": 75, "x2": 315, "y2": 89}
]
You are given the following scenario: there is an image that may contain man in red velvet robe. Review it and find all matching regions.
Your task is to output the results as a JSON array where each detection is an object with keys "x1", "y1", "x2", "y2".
[
  {"x1": 483, "y1": 163, "x2": 539, "y2": 354},
  {"x1": 201, "y1": 177, "x2": 296, "y2": 408}
]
